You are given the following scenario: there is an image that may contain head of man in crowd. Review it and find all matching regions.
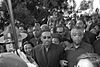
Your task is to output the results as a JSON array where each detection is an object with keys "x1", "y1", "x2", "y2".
[
  {"x1": 27, "y1": 27, "x2": 33, "y2": 37},
  {"x1": 76, "y1": 20, "x2": 85, "y2": 29},
  {"x1": 52, "y1": 38, "x2": 60, "y2": 45},
  {"x1": 90, "y1": 25, "x2": 100, "y2": 35},
  {"x1": 33, "y1": 26, "x2": 41, "y2": 38},
  {"x1": 56, "y1": 25, "x2": 64, "y2": 35},
  {"x1": 71, "y1": 27, "x2": 84, "y2": 45},
  {"x1": 52, "y1": 33, "x2": 61, "y2": 45},
  {"x1": 66, "y1": 20, "x2": 75, "y2": 30},
  {"x1": 41, "y1": 31, "x2": 52, "y2": 48},
  {"x1": 40, "y1": 24, "x2": 50, "y2": 32}
]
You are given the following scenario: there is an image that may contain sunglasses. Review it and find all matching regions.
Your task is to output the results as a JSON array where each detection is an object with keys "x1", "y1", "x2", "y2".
[{"x1": 42, "y1": 36, "x2": 51, "y2": 39}]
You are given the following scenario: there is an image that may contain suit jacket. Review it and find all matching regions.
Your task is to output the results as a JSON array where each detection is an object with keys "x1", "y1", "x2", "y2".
[
  {"x1": 32, "y1": 43, "x2": 65, "y2": 67},
  {"x1": 66, "y1": 41, "x2": 94, "y2": 67},
  {"x1": 93, "y1": 39, "x2": 100, "y2": 55}
]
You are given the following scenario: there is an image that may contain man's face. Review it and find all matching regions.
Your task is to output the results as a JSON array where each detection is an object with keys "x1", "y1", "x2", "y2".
[
  {"x1": 52, "y1": 38, "x2": 60, "y2": 45},
  {"x1": 56, "y1": 27, "x2": 64, "y2": 35},
  {"x1": 71, "y1": 29, "x2": 83, "y2": 44},
  {"x1": 27, "y1": 28, "x2": 33, "y2": 36},
  {"x1": 33, "y1": 27, "x2": 41, "y2": 37},
  {"x1": 49, "y1": 19, "x2": 55, "y2": 29},
  {"x1": 41, "y1": 32, "x2": 52, "y2": 47},
  {"x1": 76, "y1": 21, "x2": 84, "y2": 28},
  {"x1": 76, "y1": 59, "x2": 94, "y2": 67}
]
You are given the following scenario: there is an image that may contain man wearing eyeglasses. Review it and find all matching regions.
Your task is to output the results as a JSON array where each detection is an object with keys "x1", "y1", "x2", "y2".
[{"x1": 32, "y1": 31, "x2": 67, "y2": 67}]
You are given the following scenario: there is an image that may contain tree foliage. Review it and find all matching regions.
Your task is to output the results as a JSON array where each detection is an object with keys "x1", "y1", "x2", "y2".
[{"x1": 1, "y1": 0, "x2": 64, "y2": 27}]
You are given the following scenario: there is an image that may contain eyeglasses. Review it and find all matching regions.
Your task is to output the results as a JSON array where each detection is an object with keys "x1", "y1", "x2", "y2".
[{"x1": 42, "y1": 36, "x2": 51, "y2": 39}]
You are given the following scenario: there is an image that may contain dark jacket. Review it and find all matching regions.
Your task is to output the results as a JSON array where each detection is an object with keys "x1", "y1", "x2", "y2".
[
  {"x1": 32, "y1": 43, "x2": 65, "y2": 67},
  {"x1": 93, "y1": 39, "x2": 100, "y2": 55},
  {"x1": 65, "y1": 41, "x2": 94, "y2": 67}
]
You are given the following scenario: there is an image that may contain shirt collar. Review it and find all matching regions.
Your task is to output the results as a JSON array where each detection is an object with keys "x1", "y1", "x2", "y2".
[{"x1": 71, "y1": 43, "x2": 81, "y2": 49}]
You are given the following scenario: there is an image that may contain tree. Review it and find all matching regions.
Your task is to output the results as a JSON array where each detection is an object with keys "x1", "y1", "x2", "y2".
[{"x1": 14, "y1": 2, "x2": 35, "y2": 27}]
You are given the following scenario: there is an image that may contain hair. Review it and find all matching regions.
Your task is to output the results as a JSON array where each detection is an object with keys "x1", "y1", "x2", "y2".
[
  {"x1": 40, "y1": 30, "x2": 52, "y2": 39},
  {"x1": 76, "y1": 19, "x2": 86, "y2": 25},
  {"x1": 21, "y1": 41, "x2": 34, "y2": 53},
  {"x1": 76, "y1": 53, "x2": 100, "y2": 67},
  {"x1": 56, "y1": 24, "x2": 65, "y2": 33},
  {"x1": 52, "y1": 33, "x2": 61, "y2": 42},
  {"x1": 71, "y1": 26, "x2": 85, "y2": 34},
  {"x1": 41, "y1": 30, "x2": 51, "y2": 34},
  {"x1": 40, "y1": 24, "x2": 50, "y2": 32}
]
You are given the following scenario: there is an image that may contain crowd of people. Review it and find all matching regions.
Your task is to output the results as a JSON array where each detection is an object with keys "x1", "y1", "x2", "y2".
[{"x1": 0, "y1": 0, "x2": 100, "y2": 67}]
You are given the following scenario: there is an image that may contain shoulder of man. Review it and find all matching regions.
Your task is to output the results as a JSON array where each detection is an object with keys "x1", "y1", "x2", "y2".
[
  {"x1": 33, "y1": 44, "x2": 42, "y2": 49},
  {"x1": 81, "y1": 41, "x2": 94, "y2": 53},
  {"x1": 51, "y1": 43, "x2": 64, "y2": 50}
]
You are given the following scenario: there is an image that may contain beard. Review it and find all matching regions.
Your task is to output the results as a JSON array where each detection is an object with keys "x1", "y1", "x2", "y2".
[
  {"x1": 43, "y1": 41, "x2": 51, "y2": 48},
  {"x1": 73, "y1": 39, "x2": 82, "y2": 45}
]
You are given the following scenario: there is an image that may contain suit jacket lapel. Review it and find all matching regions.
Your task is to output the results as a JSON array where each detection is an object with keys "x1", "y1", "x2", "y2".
[{"x1": 41, "y1": 46, "x2": 48, "y2": 65}]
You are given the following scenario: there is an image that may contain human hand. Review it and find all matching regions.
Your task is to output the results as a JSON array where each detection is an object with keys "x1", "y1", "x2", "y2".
[
  {"x1": 87, "y1": 21, "x2": 92, "y2": 26},
  {"x1": 60, "y1": 60, "x2": 68, "y2": 67}
]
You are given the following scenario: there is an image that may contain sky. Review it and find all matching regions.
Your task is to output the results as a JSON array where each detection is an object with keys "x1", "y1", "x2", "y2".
[{"x1": 93, "y1": 0, "x2": 100, "y2": 10}]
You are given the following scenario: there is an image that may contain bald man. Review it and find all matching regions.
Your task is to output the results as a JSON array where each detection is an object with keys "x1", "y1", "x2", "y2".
[{"x1": 32, "y1": 31, "x2": 66, "y2": 67}]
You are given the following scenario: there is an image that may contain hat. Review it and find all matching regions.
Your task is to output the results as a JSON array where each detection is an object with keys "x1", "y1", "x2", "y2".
[
  {"x1": 0, "y1": 33, "x2": 27, "y2": 43},
  {"x1": 18, "y1": 33, "x2": 27, "y2": 41},
  {"x1": 3, "y1": 24, "x2": 27, "y2": 41}
]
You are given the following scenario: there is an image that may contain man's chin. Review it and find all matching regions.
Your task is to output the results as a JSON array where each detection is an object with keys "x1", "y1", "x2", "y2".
[
  {"x1": 44, "y1": 43, "x2": 50, "y2": 46},
  {"x1": 74, "y1": 41, "x2": 81, "y2": 45},
  {"x1": 44, "y1": 43, "x2": 50, "y2": 47}
]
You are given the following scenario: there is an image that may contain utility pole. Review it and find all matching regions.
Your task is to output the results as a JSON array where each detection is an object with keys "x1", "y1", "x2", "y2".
[{"x1": 7, "y1": 0, "x2": 18, "y2": 50}]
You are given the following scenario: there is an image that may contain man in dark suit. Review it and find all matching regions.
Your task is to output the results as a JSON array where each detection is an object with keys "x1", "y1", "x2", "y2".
[
  {"x1": 32, "y1": 31, "x2": 67, "y2": 67},
  {"x1": 65, "y1": 27, "x2": 94, "y2": 67},
  {"x1": 93, "y1": 34, "x2": 100, "y2": 55}
]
